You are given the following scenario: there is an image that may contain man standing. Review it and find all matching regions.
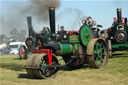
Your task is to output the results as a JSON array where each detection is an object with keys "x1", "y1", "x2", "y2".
[
  {"x1": 87, "y1": 16, "x2": 97, "y2": 37},
  {"x1": 57, "y1": 26, "x2": 67, "y2": 41}
]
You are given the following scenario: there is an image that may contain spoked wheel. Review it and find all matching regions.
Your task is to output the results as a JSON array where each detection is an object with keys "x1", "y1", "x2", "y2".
[
  {"x1": 19, "y1": 45, "x2": 27, "y2": 59},
  {"x1": 86, "y1": 38, "x2": 109, "y2": 68},
  {"x1": 25, "y1": 54, "x2": 59, "y2": 79}
]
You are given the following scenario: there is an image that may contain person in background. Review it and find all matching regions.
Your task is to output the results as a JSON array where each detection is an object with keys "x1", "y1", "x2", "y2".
[
  {"x1": 40, "y1": 27, "x2": 46, "y2": 35},
  {"x1": 122, "y1": 17, "x2": 125, "y2": 25},
  {"x1": 60, "y1": 26, "x2": 64, "y2": 32},
  {"x1": 82, "y1": 20, "x2": 87, "y2": 26},
  {"x1": 112, "y1": 17, "x2": 117, "y2": 27},
  {"x1": 80, "y1": 20, "x2": 87, "y2": 29},
  {"x1": 57, "y1": 26, "x2": 67, "y2": 41},
  {"x1": 87, "y1": 16, "x2": 97, "y2": 37}
]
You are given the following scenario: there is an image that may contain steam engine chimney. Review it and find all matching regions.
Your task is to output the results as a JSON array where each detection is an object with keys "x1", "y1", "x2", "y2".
[
  {"x1": 117, "y1": 8, "x2": 122, "y2": 25},
  {"x1": 49, "y1": 7, "x2": 56, "y2": 34},
  {"x1": 27, "y1": 16, "x2": 33, "y2": 37}
]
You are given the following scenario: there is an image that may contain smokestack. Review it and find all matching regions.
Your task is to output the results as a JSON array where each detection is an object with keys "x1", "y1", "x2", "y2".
[
  {"x1": 125, "y1": 18, "x2": 127, "y2": 24},
  {"x1": 117, "y1": 8, "x2": 122, "y2": 25},
  {"x1": 27, "y1": 16, "x2": 33, "y2": 37},
  {"x1": 49, "y1": 7, "x2": 56, "y2": 34}
]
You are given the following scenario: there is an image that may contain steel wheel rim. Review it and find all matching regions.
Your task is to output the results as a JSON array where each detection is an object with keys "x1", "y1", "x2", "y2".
[
  {"x1": 86, "y1": 38, "x2": 109, "y2": 68},
  {"x1": 21, "y1": 46, "x2": 25, "y2": 56},
  {"x1": 19, "y1": 45, "x2": 27, "y2": 59},
  {"x1": 40, "y1": 55, "x2": 58, "y2": 78}
]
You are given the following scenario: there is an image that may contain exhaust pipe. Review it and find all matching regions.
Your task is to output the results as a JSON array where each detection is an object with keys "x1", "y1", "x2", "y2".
[
  {"x1": 49, "y1": 7, "x2": 56, "y2": 34},
  {"x1": 117, "y1": 8, "x2": 122, "y2": 25},
  {"x1": 27, "y1": 16, "x2": 33, "y2": 37},
  {"x1": 125, "y1": 18, "x2": 127, "y2": 24}
]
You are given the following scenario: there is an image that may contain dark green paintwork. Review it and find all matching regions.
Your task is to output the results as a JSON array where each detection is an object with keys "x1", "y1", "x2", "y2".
[
  {"x1": 68, "y1": 35, "x2": 80, "y2": 43},
  {"x1": 59, "y1": 43, "x2": 72, "y2": 55},
  {"x1": 80, "y1": 25, "x2": 93, "y2": 46},
  {"x1": 58, "y1": 43, "x2": 79, "y2": 55}
]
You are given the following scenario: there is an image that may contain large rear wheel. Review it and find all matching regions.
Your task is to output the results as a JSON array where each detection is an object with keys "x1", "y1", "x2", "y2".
[{"x1": 86, "y1": 38, "x2": 109, "y2": 68}]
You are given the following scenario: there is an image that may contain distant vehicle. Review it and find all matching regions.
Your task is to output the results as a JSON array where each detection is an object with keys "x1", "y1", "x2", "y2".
[
  {"x1": 9, "y1": 42, "x2": 25, "y2": 54},
  {"x1": 0, "y1": 43, "x2": 9, "y2": 55},
  {"x1": 0, "y1": 43, "x2": 7, "y2": 49},
  {"x1": 0, "y1": 48, "x2": 10, "y2": 55}
]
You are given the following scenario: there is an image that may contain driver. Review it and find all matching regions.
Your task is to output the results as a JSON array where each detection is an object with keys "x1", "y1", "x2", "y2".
[
  {"x1": 87, "y1": 16, "x2": 97, "y2": 37},
  {"x1": 40, "y1": 27, "x2": 46, "y2": 35}
]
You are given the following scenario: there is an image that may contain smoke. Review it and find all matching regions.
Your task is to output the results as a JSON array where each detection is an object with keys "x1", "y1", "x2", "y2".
[
  {"x1": 70, "y1": 8, "x2": 87, "y2": 29},
  {"x1": 0, "y1": 0, "x2": 60, "y2": 36},
  {"x1": 57, "y1": 8, "x2": 87, "y2": 30},
  {"x1": 1, "y1": 0, "x2": 89, "y2": 36},
  {"x1": 72, "y1": 8, "x2": 87, "y2": 21},
  {"x1": 23, "y1": 0, "x2": 60, "y2": 23}
]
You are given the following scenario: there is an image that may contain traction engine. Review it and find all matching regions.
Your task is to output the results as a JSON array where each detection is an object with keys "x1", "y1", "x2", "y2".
[{"x1": 24, "y1": 7, "x2": 109, "y2": 79}]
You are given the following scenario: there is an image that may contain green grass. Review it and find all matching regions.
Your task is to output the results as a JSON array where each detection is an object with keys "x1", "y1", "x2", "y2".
[{"x1": 0, "y1": 51, "x2": 128, "y2": 85}]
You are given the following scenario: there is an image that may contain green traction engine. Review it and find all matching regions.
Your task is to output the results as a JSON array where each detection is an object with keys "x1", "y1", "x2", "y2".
[
  {"x1": 24, "y1": 7, "x2": 109, "y2": 79},
  {"x1": 106, "y1": 8, "x2": 128, "y2": 57}
]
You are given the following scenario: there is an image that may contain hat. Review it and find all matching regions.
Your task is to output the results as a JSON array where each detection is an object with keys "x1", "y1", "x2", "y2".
[
  {"x1": 87, "y1": 16, "x2": 92, "y2": 20},
  {"x1": 114, "y1": 17, "x2": 116, "y2": 20},
  {"x1": 61, "y1": 26, "x2": 64, "y2": 28}
]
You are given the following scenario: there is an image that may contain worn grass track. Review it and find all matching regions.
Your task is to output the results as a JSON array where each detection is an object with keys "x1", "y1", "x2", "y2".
[{"x1": 0, "y1": 51, "x2": 128, "y2": 85}]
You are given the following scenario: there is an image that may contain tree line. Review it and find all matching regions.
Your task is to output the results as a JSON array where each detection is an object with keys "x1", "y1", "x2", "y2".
[{"x1": 0, "y1": 28, "x2": 27, "y2": 44}]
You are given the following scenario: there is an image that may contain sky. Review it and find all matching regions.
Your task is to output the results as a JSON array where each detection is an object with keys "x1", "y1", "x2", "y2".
[{"x1": 0, "y1": 0, "x2": 128, "y2": 35}]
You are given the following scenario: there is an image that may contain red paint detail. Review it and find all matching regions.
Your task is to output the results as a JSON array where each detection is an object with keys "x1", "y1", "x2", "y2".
[
  {"x1": 122, "y1": 17, "x2": 125, "y2": 25},
  {"x1": 72, "y1": 38, "x2": 77, "y2": 40},
  {"x1": 68, "y1": 31, "x2": 79, "y2": 33},
  {"x1": 93, "y1": 36, "x2": 97, "y2": 38},
  {"x1": 91, "y1": 30, "x2": 97, "y2": 39},
  {"x1": 48, "y1": 50, "x2": 52, "y2": 65},
  {"x1": 27, "y1": 40, "x2": 32, "y2": 46},
  {"x1": 122, "y1": 22, "x2": 125, "y2": 25},
  {"x1": 32, "y1": 49, "x2": 52, "y2": 65},
  {"x1": 68, "y1": 31, "x2": 72, "y2": 35},
  {"x1": 114, "y1": 17, "x2": 116, "y2": 20},
  {"x1": 68, "y1": 31, "x2": 79, "y2": 36},
  {"x1": 87, "y1": 34, "x2": 91, "y2": 38},
  {"x1": 21, "y1": 47, "x2": 25, "y2": 56}
]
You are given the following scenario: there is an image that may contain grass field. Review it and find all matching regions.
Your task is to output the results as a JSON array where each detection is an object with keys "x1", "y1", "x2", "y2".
[{"x1": 0, "y1": 51, "x2": 128, "y2": 85}]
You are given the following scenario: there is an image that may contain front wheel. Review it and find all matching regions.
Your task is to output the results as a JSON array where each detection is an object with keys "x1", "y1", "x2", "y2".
[{"x1": 25, "y1": 54, "x2": 59, "y2": 79}]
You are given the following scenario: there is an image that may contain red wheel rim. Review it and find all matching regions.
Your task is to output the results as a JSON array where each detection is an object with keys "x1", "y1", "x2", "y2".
[{"x1": 21, "y1": 47, "x2": 25, "y2": 56}]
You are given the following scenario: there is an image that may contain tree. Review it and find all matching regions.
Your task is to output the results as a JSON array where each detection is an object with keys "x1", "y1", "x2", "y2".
[
  {"x1": 9, "y1": 28, "x2": 27, "y2": 41},
  {"x1": 0, "y1": 34, "x2": 7, "y2": 44},
  {"x1": 18, "y1": 29, "x2": 27, "y2": 41},
  {"x1": 9, "y1": 28, "x2": 19, "y2": 40}
]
